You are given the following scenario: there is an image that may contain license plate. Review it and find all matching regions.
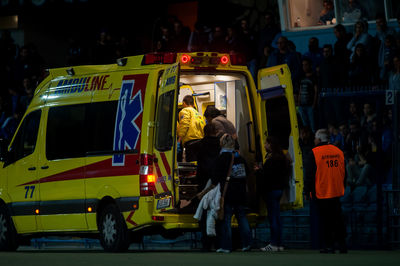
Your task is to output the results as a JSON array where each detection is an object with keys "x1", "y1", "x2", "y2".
[{"x1": 156, "y1": 197, "x2": 171, "y2": 209}]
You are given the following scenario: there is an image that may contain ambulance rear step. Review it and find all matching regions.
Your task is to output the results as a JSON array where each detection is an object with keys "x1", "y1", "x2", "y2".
[{"x1": 176, "y1": 162, "x2": 198, "y2": 213}]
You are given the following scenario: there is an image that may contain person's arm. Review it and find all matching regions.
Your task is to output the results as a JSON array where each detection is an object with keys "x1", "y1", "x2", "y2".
[
  {"x1": 313, "y1": 83, "x2": 318, "y2": 108},
  {"x1": 177, "y1": 108, "x2": 190, "y2": 140},
  {"x1": 346, "y1": 36, "x2": 357, "y2": 51},
  {"x1": 196, "y1": 184, "x2": 216, "y2": 199},
  {"x1": 211, "y1": 118, "x2": 224, "y2": 137}
]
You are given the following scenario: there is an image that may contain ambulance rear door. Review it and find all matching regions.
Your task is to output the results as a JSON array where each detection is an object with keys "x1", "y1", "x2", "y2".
[
  {"x1": 153, "y1": 63, "x2": 180, "y2": 211},
  {"x1": 256, "y1": 64, "x2": 303, "y2": 209}
]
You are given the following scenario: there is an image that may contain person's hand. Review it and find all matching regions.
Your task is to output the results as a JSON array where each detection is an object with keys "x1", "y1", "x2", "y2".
[{"x1": 254, "y1": 163, "x2": 261, "y2": 171}]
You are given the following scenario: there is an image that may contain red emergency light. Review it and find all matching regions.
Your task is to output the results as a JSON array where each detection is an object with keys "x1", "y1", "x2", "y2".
[
  {"x1": 220, "y1": 55, "x2": 229, "y2": 64},
  {"x1": 180, "y1": 54, "x2": 191, "y2": 64}
]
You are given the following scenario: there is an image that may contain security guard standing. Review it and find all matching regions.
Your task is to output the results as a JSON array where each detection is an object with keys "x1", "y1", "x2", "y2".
[
  {"x1": 304, "y1": 129, "x2": 347, "y2": 253},
  {"x1": 177, "y1": 95, "x2": 205, "y2": 162}
]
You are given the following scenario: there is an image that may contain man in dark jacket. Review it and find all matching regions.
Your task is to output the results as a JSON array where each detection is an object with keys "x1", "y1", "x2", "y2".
[{"x1": 304, "y1": 129, "x2": 347, "y2": 254}]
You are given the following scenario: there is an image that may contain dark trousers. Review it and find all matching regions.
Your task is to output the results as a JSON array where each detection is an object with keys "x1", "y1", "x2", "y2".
[
  {"x1": 220, "y1": 203, "x2": 252, "y2": 250},
  {"x1": 265, "y1": 190, "x2": 283, "y2": 246},
  {"x1": 184, "y1": 139, "x2": 200, "y2": 162},
  {"x1": 316, "y1": 197, "x2": 347, "y2": 250}
]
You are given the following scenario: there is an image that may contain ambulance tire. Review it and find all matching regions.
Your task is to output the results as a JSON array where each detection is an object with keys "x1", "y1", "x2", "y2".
[
  {"x1": 0, "y1": 205, "x2": 19, "y2": 251},
  {"x1": 99, "y1": 204, "x2": 130, "y2": 252}
]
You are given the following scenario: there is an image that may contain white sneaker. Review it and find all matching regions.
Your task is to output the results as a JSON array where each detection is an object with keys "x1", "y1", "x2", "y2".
[
  {"x1": 216, "y1": 248, "x2": 231, "y2": 253},
  {"x1": 278, "y1": 246, "x2": 284, "y2": 252},
  {"x1": 242, "y1": 245, "x2": 251, "y2": 252},
  {"x1": 260, "y1": 244, "x2": 279, "y2": 252}
]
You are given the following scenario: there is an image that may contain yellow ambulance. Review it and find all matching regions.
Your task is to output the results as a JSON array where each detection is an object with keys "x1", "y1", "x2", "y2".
[{"x1": 0, "y1": 52, "x2": 303, "y2": 251}]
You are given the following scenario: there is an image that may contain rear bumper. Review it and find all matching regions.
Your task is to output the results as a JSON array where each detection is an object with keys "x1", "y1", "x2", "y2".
[{"x1": 150, "y1": 212, "x2": 261, "y2": 230}]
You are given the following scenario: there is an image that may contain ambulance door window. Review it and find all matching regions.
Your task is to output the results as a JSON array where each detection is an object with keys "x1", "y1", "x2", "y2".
[
  {"x1": 46, "y1": 104, "x2": 86, "y2": 160},
  {"x1": 8, "y1": 110, "x2": 41, "y2": 164},
  {"x1": 265, "y1": 96, "x2": 291, "y2": 150},
  {"x1": 155, "y1": 90, "x2": 175, "y2": 151}
]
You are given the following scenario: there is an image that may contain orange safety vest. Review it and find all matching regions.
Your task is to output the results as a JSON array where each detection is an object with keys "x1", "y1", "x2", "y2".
[{"x1": 312, "y1": 144, "x2": 345, "y2": 199}]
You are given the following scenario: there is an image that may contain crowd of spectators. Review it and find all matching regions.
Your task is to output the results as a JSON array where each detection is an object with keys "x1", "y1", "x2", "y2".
[
  {"x1": 0, "y1": 31, "x2": 45, "y2": 141},
  {"x1": 0, "y1": 11, "x2": 399, "y2": 191},
  {"x1": 151, "y1": 13, "x2": 399, "y2": 192}
]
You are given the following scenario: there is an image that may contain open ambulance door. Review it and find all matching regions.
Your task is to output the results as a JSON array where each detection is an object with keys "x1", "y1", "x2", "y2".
[
  {"x1": 256, "y1": 64, "x2": 303, "y2": 210},
  {"x1": 153, "y1": 63, "x2": 180, "y2": 211}
]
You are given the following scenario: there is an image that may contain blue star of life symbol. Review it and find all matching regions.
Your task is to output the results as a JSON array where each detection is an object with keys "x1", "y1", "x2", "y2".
[{"x1": 113, "y1": 79, "x2": 143, "y2": 166}]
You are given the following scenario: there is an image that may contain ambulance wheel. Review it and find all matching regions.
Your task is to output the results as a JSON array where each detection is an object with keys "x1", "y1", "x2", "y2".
[
  {"x1": 0, "y1": 205, "x2": 19, "y2": 251},
  {"x1": 99, "y1": 204, "x2": 130, "y2": 252}
]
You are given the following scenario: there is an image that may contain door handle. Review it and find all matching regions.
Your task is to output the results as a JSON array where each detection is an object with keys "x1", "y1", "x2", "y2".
[
  {"x1": 41, "y1": 166, "x2": 49, "y2": 169},
  {"x1": 28, "y1": 167, "x2": 36, "y2": 171}
]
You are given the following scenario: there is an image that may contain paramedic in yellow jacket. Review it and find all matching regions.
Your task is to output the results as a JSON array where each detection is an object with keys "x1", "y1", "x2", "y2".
[{"x1": 177, "y1": 95, "x2": 206, "y2": 162}]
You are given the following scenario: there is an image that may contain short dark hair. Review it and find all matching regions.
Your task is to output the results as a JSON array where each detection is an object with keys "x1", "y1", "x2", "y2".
[
  {"x1": 183, "y1": 95, "x2": 194, "y2": 106},
  {"x1": 334, "y1": 24, "x2": 346, "y2": 34},
  {"x1": 266, "y1": 135, "x2": 285, "y2": 158},
  {"x1": 376, "y1": 13, "x2": 386, "y2": 21},
  {"x1": 302, "y1": 57, "x2": 312, "y2": 65},
  {"x1": 323, "y1": 44, "x2": 333, "y2": 50},
  {"x1": 204, "y1": 106, "x2": 221, "y2": 119}
]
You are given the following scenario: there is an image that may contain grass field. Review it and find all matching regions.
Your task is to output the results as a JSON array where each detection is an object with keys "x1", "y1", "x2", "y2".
[{"x1": 2, "y1": 249, "x2": 400, "y2": 266}]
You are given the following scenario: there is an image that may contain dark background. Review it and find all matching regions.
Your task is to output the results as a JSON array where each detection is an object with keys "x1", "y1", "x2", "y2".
[{"x1": 0, "y1": 0, "x2": 278, "y2": 67}]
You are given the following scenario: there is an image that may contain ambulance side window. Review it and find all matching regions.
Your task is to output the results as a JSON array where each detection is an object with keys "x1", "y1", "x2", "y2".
[
  {"x1": 86, "y1": 101, "x2": 118, "y2": 154},
  {"x1": 155, "y1": 90, "x2": 174, "y2": 151},
  {"x1": 46, "y1": 104, "x2": 86, "y2": 160},
  {"x1": 265, "y1": 96, "x2": 291, "y2": 150},
  {"x1": 8, "y1": 110, "x2": 41, "y2": 164}
]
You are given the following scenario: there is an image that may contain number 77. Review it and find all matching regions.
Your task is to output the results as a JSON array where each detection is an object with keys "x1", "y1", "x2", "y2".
[{"x1": 24, "y1": 185, "x2": 36, "y2": 199}]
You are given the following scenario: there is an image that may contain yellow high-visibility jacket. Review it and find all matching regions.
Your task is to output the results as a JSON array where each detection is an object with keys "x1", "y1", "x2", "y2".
[{"x1": 177, "y1": 106, "x2": 205, "y2": 144}]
